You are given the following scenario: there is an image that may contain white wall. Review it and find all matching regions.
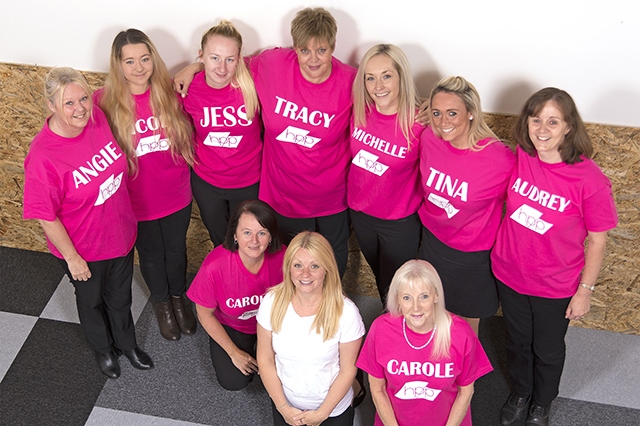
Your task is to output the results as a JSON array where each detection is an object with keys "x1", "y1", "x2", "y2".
[{"x1": 3, "y1": 0, "x2": 639, "y2": 126}]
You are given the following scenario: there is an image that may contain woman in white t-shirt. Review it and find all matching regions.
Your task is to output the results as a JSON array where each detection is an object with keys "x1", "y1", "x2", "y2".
[{"x1": 257, "y1": 232, "x2": 365, "y2": 426}]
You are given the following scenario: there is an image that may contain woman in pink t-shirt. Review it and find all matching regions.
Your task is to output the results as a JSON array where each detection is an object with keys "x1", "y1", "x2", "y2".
[
  {"x1": 23, "y1": 68, "x2": 153, "y2": 379},
  {"x1": 357, "y1": 259, "x2": 493, "y2": 426},
  {"x1": 418, "y1": 76, "x2": 515, "y2": 335},
  {"x1": 187, "y1": 200, "x2": 285, "y2": 391},
  {"x1": 492, "y1": 88, "x2": 617, "y2": 426},
  {"x1": 348, "y1": 44, "x2": 425, "y2": 304},
  {"x1": 175, "y1": 8, "x2": 355, "y2": 277},
  {"x1": 182, "y1": 21, "x2": 262, "y2": 247},
  {"x1": 97, "y1": 29, "x2": 197, "y2": 342}
]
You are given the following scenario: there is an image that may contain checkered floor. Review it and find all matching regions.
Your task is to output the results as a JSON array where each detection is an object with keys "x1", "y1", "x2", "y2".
[{"x1": 1, "y1": 246, "x2": 639, "y2": 425}]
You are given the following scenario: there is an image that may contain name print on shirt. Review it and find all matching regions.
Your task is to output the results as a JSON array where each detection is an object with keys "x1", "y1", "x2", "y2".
[
  {"x1": 424, "y1": 167, "x2": 467, "y2": 218},
  {"x1": 387, "y1": 359, "x2": 454, "y2": 378},
  {"x1": 510, "y1": 178, "x2": 571, "y2": 212},
  {"x1": 274, "y1": 96, "x2": 335, "y2": 128},
  {"x1": 352, "y1": 127, "x2": 407, "y2": 159},
  {"x1": 72, "y1": 141, "x2": 123, "y2": 189},
  {"x1": 226, "y1": 294, "x2": 264, "y2": 320},
  {"x1": 200, "y1": 105, "x2": 252, "y2": 128}
]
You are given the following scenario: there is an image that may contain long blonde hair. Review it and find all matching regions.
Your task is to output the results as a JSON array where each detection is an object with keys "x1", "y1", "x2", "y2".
[
  {"x1": 429, "y1": 76, "x2": 499, "y2": 151},
  {"x1": 269, "y1": 232, "x2": 344, "y2": 341},
  {"x1": 353, "y1": 44, "x2": 420, "y2": 145},
  {"x1": 199, "y1": 20, "x2": 258, "y2": 121},
  {"x1": 99, "y1": 28, "x2": 194, "y2": 173},
  {"x1": 386, "y1": 260, "x2": 452, "y2": 359}
]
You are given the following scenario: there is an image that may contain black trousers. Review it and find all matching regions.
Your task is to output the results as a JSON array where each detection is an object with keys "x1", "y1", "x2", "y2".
[
  {"x1": 59, "y1": 250, "x2": 136, "y2": 354},
  {"x1": 136, "y1": 203, "x2": 192, "y2": 303},
  {"x1": 209, "y1": 324, "x2": 256, "y2": 391},
  {"x1": 274, "y1": 209, "x2": 350, "y2": 278},
  {"x1": 497, "y1": 280, "x2": 571, "y2": 406},
  {"x1": 271, "y1": 401, "x2": 354, "y2": 426},
  {"x1": 350, "y1": 210, "x2": 421, "y2": 303},
  {"x1": 191, "y1": 169, "x2": 259, "y2": 246}
]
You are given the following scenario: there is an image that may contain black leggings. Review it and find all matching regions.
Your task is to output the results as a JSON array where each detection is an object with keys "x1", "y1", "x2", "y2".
[{"x1": 209, "y1": 324, "x2": 256, "y2": 391}]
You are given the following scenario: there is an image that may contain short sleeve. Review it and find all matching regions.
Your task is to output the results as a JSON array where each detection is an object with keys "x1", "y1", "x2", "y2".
[
  {"x1": 453, "y1": 318, "x2": 493, "y2": 387},
  {"x1": 582, "y1": 180, "x2": 617, "y2": 233},
  {"x1": 186, "y1": 258, "x2": 219, "y2": 310},
  {"x1": 256, "y1": 291, "x2": 275, "y2": 331},
  {"x1": 356, "y1": 316, "x2": 385, "y2": 379},
  {"x1": 338, "y1": 297, "x2": 365, "y2": 343},
  {"x1": 23, "y1": 146, "x2": 62, "y2": 222}
]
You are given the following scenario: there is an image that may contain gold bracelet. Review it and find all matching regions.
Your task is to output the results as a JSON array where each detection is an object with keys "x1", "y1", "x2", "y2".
[{"x1": 579, "y1": 282, "x2": 595, "y2": 292}]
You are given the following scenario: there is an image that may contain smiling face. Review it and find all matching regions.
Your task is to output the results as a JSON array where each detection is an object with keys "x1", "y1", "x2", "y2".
[
  {"x1": 397, "y1": 281, "x2": 438, "y2": 333},
  {"x1": 528, "y1": 100, "x2": 571, "y2": 164},
  {"x1": 200, "y1": 35, "x2": 239, "y2": 89},
  {"x1": 430, "y1": 91, "x2": 473, "y2": 149},
  {"x1": 121, "y1": 43, "x2": 153, "y2": 94},
  {"x1": 234, "y1": 213, "x2": 271, "y2": 265},
  {"x1": 295, "y1": 38, "x2": 334, "y2": 84},
  {"x1": 365, "y1": 54, "x2": 400, "y2": 115},
  {"x1": 290, "y1": 248, "x2": 326, "y2": 297},
  {"x1": 48, "y1": 83, "x2": 92, "y2": 138}
]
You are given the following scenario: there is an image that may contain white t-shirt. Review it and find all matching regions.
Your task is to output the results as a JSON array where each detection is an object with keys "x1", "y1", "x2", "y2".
[{"x1": 257, "y1": 292, "x2": 365, "y2": 417}]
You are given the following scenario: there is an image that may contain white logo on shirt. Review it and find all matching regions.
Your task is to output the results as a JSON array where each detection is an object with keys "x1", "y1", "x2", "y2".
[
  {"x1": 427, "y1": 193, "x2": 459, "y2": 218},
  {"x1": 352, "y1": 149, "x2": 389, "y2": 176},
  {"x1": 424, "y1": 167, "x2": 468, "y2": 202},
  {"x1": 94, "y1": 172, "x2": 124, "y2": 206},
  {"x1": 204, "y1": 132, "x2": 242, "y2": 148},
  {"x1": 136, "y1": 135, "x2": 170, "y2": 157},
  {"x1": 276, "y1": 126, "x2": 320, "y2": 148},
  {"x1": 395, "y1": 381, "x2": 442, "y2": 401},
  {"x1": 238, "y1": 309, "x2": 258, "y2": 320},
  {"x1": 510, "y1": 204, "x2": 553, "y2": 235}
]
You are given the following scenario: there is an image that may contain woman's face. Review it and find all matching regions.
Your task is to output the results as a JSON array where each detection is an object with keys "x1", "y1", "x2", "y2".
[
  {"x1": 121, "y1": 43, "x2": 153, "y2": 94},
  {"x1": 290, "y1": 248, "x2": 326, "y2": 296},
  {"x1": 234, "y1": 213, "x2": 271, "y2": 263},
  {"x1": 48, "y1": 83, "x2": 92, "y2": 136},
  {"x1": 527, "y1": 100, "x2": 570, "y2": 164},
  {"x1": 200, "y1": 35, "x2": 239, "y2": 89},
  {"x1": 430, "y1": 92, "x2": 472, "y2": 149},
  {"x1": 365, "y1": 54, "x2": 400, "y2": 115},
  {"x1": 398, "y1": 282, "x2": 438, "y2": 333},
  {"x1": 295, "y1": 38, "x2": 334, "y2": 84}
]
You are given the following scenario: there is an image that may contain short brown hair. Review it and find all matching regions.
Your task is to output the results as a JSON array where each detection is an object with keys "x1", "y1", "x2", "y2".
[
  {"x1": 290, "y1": 7, "x2": 337, "y2": 50},
  {"x1": 514, "y1": 87, "x2": 592, "y2": 164}
]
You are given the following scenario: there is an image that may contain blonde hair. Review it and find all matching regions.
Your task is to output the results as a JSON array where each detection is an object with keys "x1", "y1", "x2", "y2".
[
  {"x1": 386, "y1": 260, "x2": 452, "y2": 359},
  {"x1": 199, "y1": 20, "x2": 258, "y2": 120},
  {"x1": 99, "y1": 29, "x2": 194, "y2": 173},
  {"x1": 429, "y1": 76, "x2": 499, "y2": 151},
  {"x1": 269, "y1": 232, "x2": 344, "y2": 341},
  {"x1": 353, "y1": 44, "x2": 420, "y2": 145},
  {"x1": 290, "y1": 7, "x2": 337, "y2": 50},
  {"x1": 44, "y1": 67, "x2": 94, "y2": 121}
]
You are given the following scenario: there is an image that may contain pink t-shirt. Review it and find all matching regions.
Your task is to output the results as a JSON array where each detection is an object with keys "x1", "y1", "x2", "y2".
[
  {"x1": 93, "y1": 88, "x2": 191, "y2": 221},
  {"x1": 187, "y1": 245, "x2": 285, "y2": 334},
  {"x1": 249, "y1": 48, "x2": 356, "y2": 217},
  {"x1": 348, "y1": 108, "x2": 425, "y2": 220},
  {"x1": 418, "y1": 130, "x2": 515, "y2": 251},
  {"x1": 356, "y1": 313, "x2": 493, "y2": 426},
  {"x1": 182, "y1": 71, "x2": 262, "y2": 188},
  {"x1": 23, "y1": 107, "x2": 136, "y2": 261},
  {"x1": 491, "y1": 147, "x2": 618, "y2": 298}
]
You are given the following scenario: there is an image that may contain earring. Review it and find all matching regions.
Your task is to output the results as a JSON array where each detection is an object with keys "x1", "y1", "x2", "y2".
[
  {"x1": 469, "y1": 115, "x2": 474, "y2": 120},
  {"x1": 233, "y1": 238, "x2": 238, "y2": 244},
  {"x1": 268, "y1": 240, "x2": 272, "y2": 245}
]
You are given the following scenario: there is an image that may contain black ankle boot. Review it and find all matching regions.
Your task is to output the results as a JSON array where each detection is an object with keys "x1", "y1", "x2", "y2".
[
  {"x1": 500, "y1": 393, "x2": 531, "y2": 425},
  {"x1": 172, "y1": 294, "x2": 197, "y2": 335}
]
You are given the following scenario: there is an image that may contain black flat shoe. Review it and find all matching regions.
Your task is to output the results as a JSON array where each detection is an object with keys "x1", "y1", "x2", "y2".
[
  {"x1": 525, "y1": 403, "x2": 550, "y2": 426},
  {"x1": 95, "y1": 350, "x2": 120, "y2": 379},
  {"x1": 500, "y1": 393, "x2": 531, "y2": 425},
  {"x1": 123, "y1": 347, "x2": 154, "y2": 370}
]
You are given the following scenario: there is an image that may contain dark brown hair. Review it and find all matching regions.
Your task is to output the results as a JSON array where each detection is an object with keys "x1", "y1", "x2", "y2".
[{"x1": 223, "y1": 200, "x2": 283, "y2": 253}]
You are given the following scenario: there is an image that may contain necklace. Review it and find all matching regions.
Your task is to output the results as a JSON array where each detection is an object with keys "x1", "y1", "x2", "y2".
[{"x1": 403, "y1": 317, "x2": 437, "y2": 350}]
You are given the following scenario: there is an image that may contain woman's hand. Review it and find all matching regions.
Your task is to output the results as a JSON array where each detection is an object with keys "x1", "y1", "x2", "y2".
[
  {"x1": 293, "y1": 408, "x2": 329, "y2": 426},
  {"x1": 278, "y1": 404, "x2": 305, "y2": 425},
  {"x1": 415, "y1": 98, "x2": 431, "y2": 126},
  {"x1": 173, "y1": 62, "x2": 203, "y2": 97},
  {"x1": 67, "y1": 253, "x2": 92, "y2": 281},
  {"x1": 229, "y1": 349, "x2": 259, "y2": 376},
  {"x1": 566, "y1": 286, "x2": 591, "y2": 320}
]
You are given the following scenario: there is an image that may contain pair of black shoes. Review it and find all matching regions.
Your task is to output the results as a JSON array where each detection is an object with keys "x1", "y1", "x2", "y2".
[
  {"x1": 95, "y1": 347, "x2": 154, "y2": 379},
  {"x1": 500, "y1": 393, "x2": 550, "y2": 426}
]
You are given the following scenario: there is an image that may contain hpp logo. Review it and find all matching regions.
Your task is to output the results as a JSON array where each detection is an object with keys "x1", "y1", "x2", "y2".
[
  {"x1": 352, "y1": 149, "x2": 389, "y2": 176},
  {"x1": 135, "y1": 135, "x2": 170, "y2": 157},
  {"x1": 94, "y1": 172, "x2": 124, "y2": 206},
  {"x1": 427, "y1": 193, "x2": 459, "y2": 219},
  {"x1": 204, "y1": 132, "x2": 242, "y2": 148},
  {"x1": 511, "y1": 204, "x2": 553, "y2": 235},
  {"x1": 395, "y1": 381, "x2": 442, "y2": 401},
  {"x1": 276, "y1": 126, "x2": 321, "y2": 148}
]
